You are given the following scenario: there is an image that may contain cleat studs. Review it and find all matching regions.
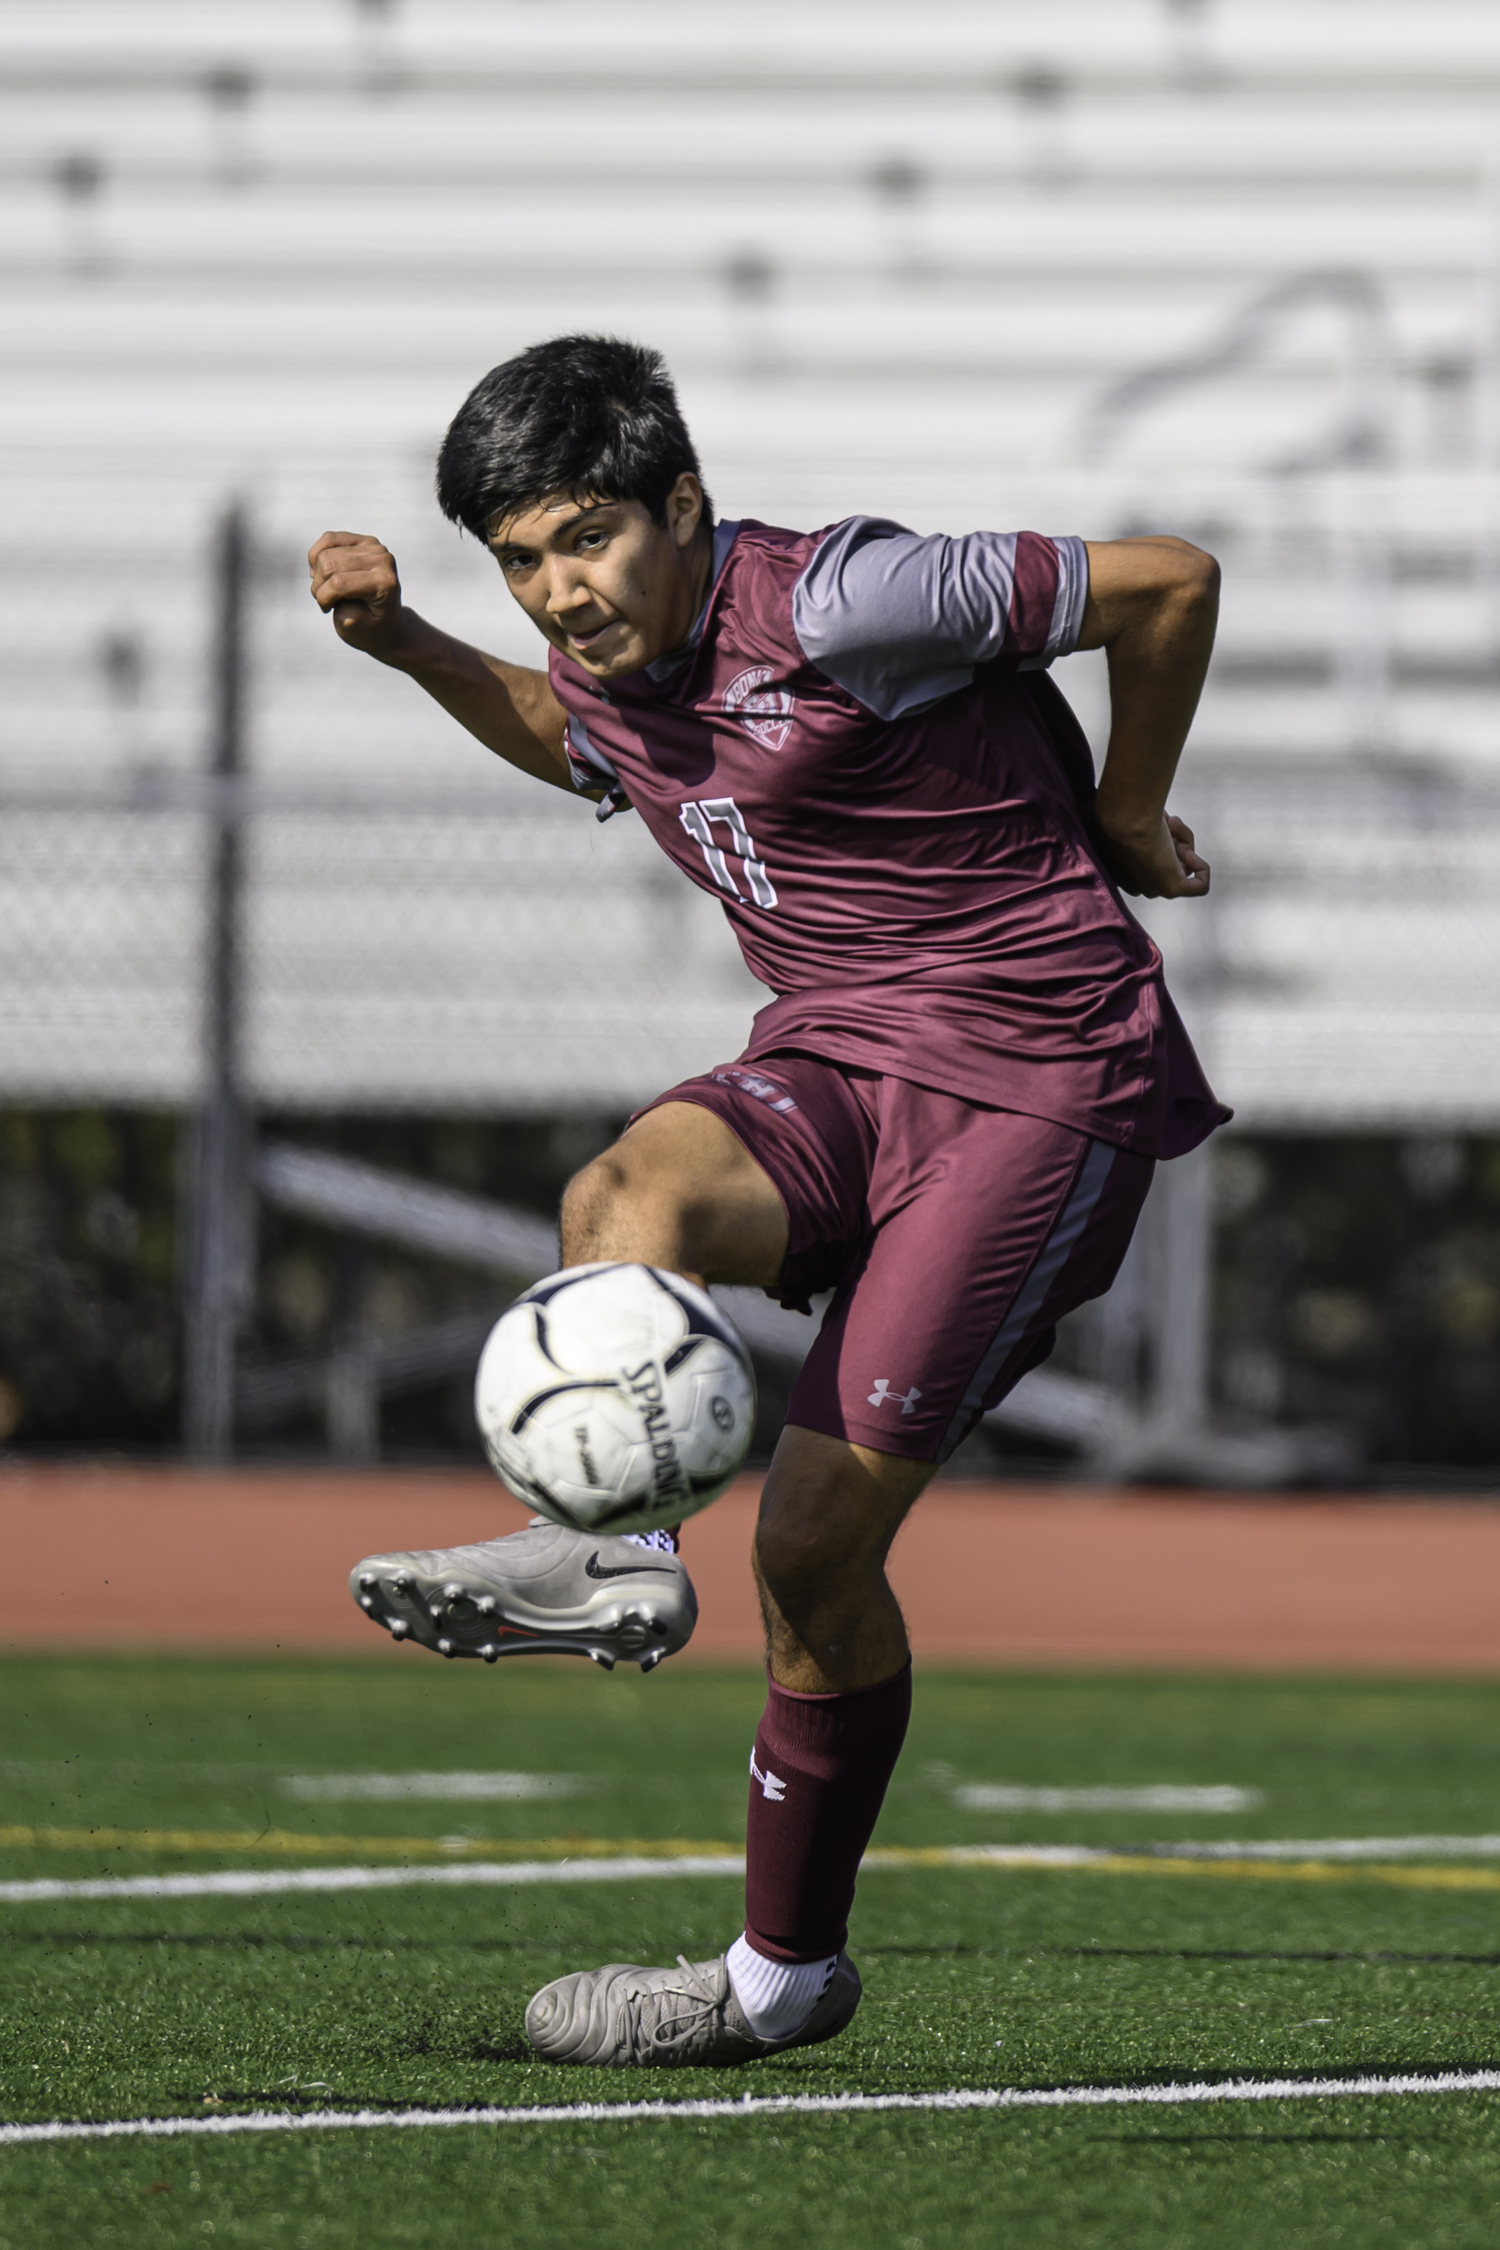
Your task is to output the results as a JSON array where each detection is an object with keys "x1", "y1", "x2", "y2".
[
  {"x1": 358, "y1": 1573, "x2": 377, "y2": 1591},
  {"x1": 388, "y1": 1619, "x2": 408, "y2": 1639},
  {"x1": 437, "y1": 1638, "x2": 454, "y2": 1656},
  {"x1": 428, "y1": 1603, "x2": 443, "y2": 1620},
  {"x1": 588, "y1": 1649, "x2": 615, "y2": 1671},
  {"x1": 359, "y1": 1595, "x2": 374, "y2": 1610},
  {"x1": 443, "y1": 1582, "x2": 464, "y2": 1600},
  {"x1": 391, "y1": 1573, "x2": 410, "y2": 1592},
  {"x1": 476, "y1": 1596, "x2": 495, "y2": 1616},
  {"x1": 639, "y1": 1650, "x2": 663, "y2": 1674},
  {"x1": 481, "y1": 1645, "x2": 499, "y2": 1663}
]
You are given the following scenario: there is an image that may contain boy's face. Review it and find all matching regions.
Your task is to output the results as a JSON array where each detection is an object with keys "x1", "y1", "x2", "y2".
[{"x1": 487, "y1": 473, "x2": 707, "y2": 681}]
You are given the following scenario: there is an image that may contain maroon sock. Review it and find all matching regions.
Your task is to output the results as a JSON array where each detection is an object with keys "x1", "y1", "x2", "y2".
[{"x1": 743, "y1": 1662, "x2": 912, "y2": 1964}]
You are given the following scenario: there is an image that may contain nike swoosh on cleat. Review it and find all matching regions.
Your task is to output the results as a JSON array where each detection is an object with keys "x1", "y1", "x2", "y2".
[{"x1": 584, "y1": 1552, "x2": 678, "y2": 1580}]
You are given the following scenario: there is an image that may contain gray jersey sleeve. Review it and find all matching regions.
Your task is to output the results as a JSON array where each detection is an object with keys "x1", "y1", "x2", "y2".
[
  {"x1": 564, "y1": 712, "x2": 630, "y2": 821},
  {"x1": 790, "y1": 515, "x2": 1089, "y2": 721}
]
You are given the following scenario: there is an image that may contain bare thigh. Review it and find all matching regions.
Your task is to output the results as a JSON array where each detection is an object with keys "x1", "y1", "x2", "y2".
[
  {"x1": 559, "y1": 1100, "x2": 790, "y2": 1288},
  {"x1": 564, "y1": 1097, "x2": 925, "y2": 1692}
]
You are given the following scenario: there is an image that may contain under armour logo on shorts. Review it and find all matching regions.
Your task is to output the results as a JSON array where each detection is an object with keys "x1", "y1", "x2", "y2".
[
  {"x1": 868, "y1": 1379, "x2": 922, "y2": 1415},
  {"x1": 750, "y1": 1750, "x2": 786, "y2": 1801}
]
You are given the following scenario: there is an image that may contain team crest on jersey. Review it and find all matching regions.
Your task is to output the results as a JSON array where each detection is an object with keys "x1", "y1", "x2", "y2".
[{"x1": 722, "y1": 665, "x2": 794, "y2": 752}]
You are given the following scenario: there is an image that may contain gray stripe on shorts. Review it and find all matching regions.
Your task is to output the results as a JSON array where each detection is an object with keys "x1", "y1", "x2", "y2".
[{"x1": 938, "y1": 1137, "x2": 1118, "y2": 1462}]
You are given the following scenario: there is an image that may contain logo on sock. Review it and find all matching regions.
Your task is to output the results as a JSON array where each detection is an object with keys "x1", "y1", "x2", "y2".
[
  {"x1": 868, "y1": 1378, "x2": 922, "y2": 1416},
  {"x1": 749, "y1": 1750, "x2": 787, "y2": 1802}
]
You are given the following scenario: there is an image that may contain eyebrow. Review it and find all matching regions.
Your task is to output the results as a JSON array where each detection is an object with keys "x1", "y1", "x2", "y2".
[{"x1": 491, "y1": 500, "x2": 620, "y2": 552}]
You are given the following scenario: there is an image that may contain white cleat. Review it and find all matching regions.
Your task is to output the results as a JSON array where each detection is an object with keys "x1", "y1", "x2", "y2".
[
  {"x1": 349, "y1": 1522, "x2": 696, "y2": 1672},
  {"x1": 525, "y1": 1952, "x2": 861, "y2": 2069}
]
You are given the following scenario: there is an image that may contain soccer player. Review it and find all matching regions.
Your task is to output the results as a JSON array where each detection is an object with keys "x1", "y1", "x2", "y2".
[{"x1": 310, "y1": 335, "x2": 1227, "y2": 2069}]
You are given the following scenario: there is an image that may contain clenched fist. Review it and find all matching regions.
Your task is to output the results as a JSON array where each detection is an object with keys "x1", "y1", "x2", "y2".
[
  {"x1": 308, "y1": 531, "x2": 411, "y2": 660},
  {"x1": 1100, "y1": 810, "x2": 1210, "y2": 900}
]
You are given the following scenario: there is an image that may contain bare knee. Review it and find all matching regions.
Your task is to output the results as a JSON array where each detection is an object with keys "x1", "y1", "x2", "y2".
[
  {"x1": 558, "y1": 1132, "x2": 701, "y2": 1272},
  {"x1": 753, "y1": 1430, "x2": 933, "y2": 1625},
  {"x1": 559, "y1": 1148, "x2": 634, "y2": 1266},
  {"x1": 753, "y1": 1509, "x2": 852, "y2": 1619},
  {"x1": 754, "y1": 1480, "x2": 902, "y2": 1639},
  {"x1": 557, "y1": 1104, "x2": 786, "y2": 1284}
]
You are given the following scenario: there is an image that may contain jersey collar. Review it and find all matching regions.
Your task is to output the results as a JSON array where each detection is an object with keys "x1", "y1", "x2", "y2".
[{"x1": 642, "y1": 518, "x2": 741, "y2": 683}]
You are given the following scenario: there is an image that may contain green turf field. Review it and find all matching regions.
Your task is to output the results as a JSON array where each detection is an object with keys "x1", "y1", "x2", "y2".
[{"x1": 5, "y1": 1653, "x2": 1500, "y2": 2248}]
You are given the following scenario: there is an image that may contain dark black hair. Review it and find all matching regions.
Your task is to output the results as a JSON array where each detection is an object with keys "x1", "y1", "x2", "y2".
[{"x1": 435, "y1": 335, "x2": 712, "y2": 540}]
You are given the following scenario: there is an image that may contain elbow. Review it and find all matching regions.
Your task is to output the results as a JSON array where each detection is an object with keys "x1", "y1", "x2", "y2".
[
  {"x1": 1084, "y1": 533, "x2": 1220, "y2": 653},
  {"x1": 1166, "y1": 538, "x2": 1220, "y2": 615},
  {"x1": 1134, "y1": 539, "x2": 1219, "y2": 649}
]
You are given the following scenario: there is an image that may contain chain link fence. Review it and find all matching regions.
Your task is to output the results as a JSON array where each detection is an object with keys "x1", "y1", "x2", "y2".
[
  {"x1": 0, "y1": 473, "x2": 761, "y2": 1115},
  {"x1": 4, "y1": 446, "x2": 1500, "y2": 1474}
]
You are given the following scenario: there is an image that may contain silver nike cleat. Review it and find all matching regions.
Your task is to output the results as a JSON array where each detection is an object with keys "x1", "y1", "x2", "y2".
[
  {"x1": 349, "y1": 1522, "x2": 697, "y2": 1672},
  {"x1": 524, "y1": 1952, "x2": 861, "y2": 2068}
]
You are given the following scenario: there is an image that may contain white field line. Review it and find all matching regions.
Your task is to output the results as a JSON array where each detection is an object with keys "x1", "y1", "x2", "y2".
[
  {"x1": 280, "y1": 1774, "x2": 578, "y2": 1801},
  {"x1": 7, "y1": 2071, "x2": 1500, "y2": 2147},
  {"x1": 954, "y1": 1787, "x2": 1261, "y2": 1813},
  {"x1": 0, "y1": 1848, "x2": 1098, "y2": 1904},
  {"x1": 0, "y1": 1856, "x2": 746, "y2": 1905},
  {"x1": 15, "y1": 1838, "x2": 1500, "y2": 1905}
]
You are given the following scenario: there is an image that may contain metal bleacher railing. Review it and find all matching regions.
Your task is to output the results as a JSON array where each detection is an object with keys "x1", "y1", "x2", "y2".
[{"x1": 4, "y1": 0, "x2": 1500, "y2": 1472}]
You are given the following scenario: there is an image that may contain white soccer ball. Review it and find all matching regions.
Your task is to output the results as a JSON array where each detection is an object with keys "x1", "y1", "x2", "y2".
[{"x1": 473, "y1": 1263, "x2": 757, "y2": 1535}]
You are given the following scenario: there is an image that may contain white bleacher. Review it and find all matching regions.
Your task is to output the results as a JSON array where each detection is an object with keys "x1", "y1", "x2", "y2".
[{"x1": 2, "y1": 0, "x2": 1499, "y2": 1125}]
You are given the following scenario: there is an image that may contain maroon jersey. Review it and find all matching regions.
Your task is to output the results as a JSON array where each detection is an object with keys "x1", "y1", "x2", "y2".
[{"x1": 550, "y1": 516, "x2": 1228, "y2": 1158}]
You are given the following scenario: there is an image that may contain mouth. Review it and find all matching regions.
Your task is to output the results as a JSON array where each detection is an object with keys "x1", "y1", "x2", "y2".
[{"x1": 565, "y1": 619, "x2": 623, "y2": 654}]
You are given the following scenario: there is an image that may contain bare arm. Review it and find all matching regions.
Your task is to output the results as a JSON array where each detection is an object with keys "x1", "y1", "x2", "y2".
[
  {"x1": 1077, "y1": 535, "x2": 1219, "y2": 899},
  {"x1": 308, "y1": 531, "x2": 574, "y2": 792}
]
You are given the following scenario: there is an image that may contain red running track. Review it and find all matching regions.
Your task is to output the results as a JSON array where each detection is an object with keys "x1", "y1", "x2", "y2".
[{"x1": 5, "y1": 1465, "x2": 1500, "y2": 1671}]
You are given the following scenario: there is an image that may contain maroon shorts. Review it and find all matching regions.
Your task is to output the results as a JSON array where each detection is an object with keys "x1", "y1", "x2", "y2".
[{"x1": 643, "y1": 1051, "x2": 1153, "y2": 1464}]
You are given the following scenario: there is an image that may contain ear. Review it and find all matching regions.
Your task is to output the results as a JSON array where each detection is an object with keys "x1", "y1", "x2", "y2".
[{"x1": 666, "y1": 473, "x2": 705, "y2": 549}]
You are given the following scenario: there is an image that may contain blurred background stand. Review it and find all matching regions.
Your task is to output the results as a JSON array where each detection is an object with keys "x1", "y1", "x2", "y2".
[
  {"x1": 243, "y1": 1134, "x2": 1353, "y2": 1484},
  {"x1": 182, "y1": 502, "x2": 252, "y2": 1463},
  {"x1": 2, "y1": 1, "x2": 1500, "y2": 1482},
  {"x1": 1099, "y1": 1145, "x2": 1354, "y2": 1487}
]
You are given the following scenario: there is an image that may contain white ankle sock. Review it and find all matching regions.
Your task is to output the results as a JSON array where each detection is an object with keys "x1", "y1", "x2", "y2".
[
  {"x1": 529, "y1": 1518, "x2": 679, "y2": 1558},
  {"x1": 725, "y1": 1933, "x2": 838, "y2": 2041},
  {"x1": 624, "y1": 1527, "x2": 680, "y2": 1555}
]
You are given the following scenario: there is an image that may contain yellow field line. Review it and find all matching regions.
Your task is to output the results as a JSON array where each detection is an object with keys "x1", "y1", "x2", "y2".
[
  {"x1": 0, "y1": 1826, "x2": 738, "y2": 1863},
  {"x1": 864, "y1": 1846, "x2": 1500, "y2": 1895},
  {"x1": 1099, "y1": 1854, "x2": 1500, "y2": 1895}
]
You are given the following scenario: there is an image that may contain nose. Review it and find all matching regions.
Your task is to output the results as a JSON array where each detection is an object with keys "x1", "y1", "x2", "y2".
[{"x1": 545, "y1": 560, "x2": 596, "y2": 623}]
